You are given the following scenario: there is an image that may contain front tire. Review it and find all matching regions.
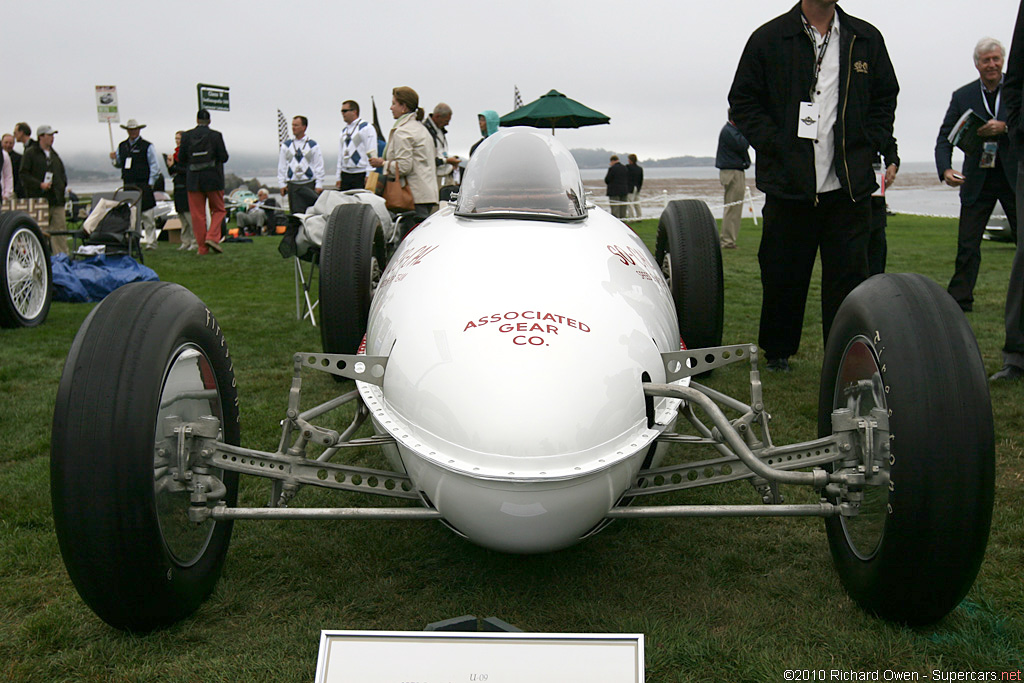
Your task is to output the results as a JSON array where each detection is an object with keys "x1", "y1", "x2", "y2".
[
  {"x1": 320, "y1": 203, "x2": 387, "y2": 355},
  {"x1": 654, "y1": 199, "x2": 723, "y2": 349},
  {"x1": 818, "y1": 273, "x2": 994, "y2": 624},
  {"x1": 51, "y1": 282, "x2": 240, "y2": 631},
  {"x1": 0, "y1": 211, "x2": 52, "y2": 328}
]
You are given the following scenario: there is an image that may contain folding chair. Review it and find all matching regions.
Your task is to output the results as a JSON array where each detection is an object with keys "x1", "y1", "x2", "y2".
[
  {"x1": 53, "y1": 187, "x2": 144, "y2": 263},
  {"x1": 295, "y1": 248, "x2": 319, "y2": 326}
]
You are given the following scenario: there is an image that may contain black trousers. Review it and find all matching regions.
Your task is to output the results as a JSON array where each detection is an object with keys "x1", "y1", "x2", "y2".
[
  {"x1": 947, "y1": 168, "x2": 1018, "y2": 308},
  {"x1": 287, "y1": 182, "x2": 318, "y2": 215},
  {"x1": 759, "y1": 191, "x2": 870, "y2": 359},
  {"x1": 868, "y1": 196, "x2": 887, "y2": 276},
  {"x1": 339, "y1": 172, "x2": 366, "y2": 191}
]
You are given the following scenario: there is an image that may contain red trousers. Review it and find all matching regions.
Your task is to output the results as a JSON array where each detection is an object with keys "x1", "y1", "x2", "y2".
[{"x1": 188, "y1": 190, "x2": 226, "y2": 254}]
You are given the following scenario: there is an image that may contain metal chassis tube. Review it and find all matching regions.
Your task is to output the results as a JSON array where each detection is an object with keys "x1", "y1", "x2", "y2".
[{"x1": 645, "y1": 383, "x2": 840, "y2": 488}]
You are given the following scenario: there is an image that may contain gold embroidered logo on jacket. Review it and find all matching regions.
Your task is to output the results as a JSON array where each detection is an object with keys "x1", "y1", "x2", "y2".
[{"x1": 854, "y1": 61, "x2": 869, "y2": 74}]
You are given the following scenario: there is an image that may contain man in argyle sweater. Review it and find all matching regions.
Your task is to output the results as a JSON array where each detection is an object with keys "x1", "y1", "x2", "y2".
[
  {"x1": 277, "y1": 115, "x2": 325, "y2": 215},
  {"x1": 335, "y1": 100, "x2": 377, "y2": 191}
]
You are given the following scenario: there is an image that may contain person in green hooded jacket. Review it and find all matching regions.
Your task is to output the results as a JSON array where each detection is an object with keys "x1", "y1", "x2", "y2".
[{"x1": 469, "y1": 110, "x2": 500, "y2": 157}]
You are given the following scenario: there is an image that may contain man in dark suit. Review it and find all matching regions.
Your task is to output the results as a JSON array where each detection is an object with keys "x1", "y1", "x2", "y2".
[
  {"x1": 994, "y1": 8, "x2": 1024, "y2": 382},
  {"x1": 179, "y1": 109, "x2": 229, "y2": 255},
  {"x1": 936, "y1": 37, "x2": 1019, "y2": 312}
]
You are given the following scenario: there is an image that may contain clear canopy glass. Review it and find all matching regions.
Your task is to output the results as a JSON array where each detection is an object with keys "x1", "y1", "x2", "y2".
[{"x1": 455, "y1": 128, "x2": 587, "y2": 221}]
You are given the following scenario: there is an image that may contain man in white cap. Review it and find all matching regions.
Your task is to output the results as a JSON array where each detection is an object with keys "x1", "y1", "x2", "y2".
[
  {"x1": 110, "y1": 118, "x2": 161, "y2": 248},
  {"x1": 20, "y1": 125, "x2": 69, "y2": 254}
]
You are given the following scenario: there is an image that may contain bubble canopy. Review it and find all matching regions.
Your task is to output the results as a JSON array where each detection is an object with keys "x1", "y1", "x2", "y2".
[{"x1": 455, "y1": 128, "x2": 587, "y2": 221}]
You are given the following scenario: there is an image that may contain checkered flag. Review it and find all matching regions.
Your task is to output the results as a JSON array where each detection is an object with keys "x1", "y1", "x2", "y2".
[
  {"x1": 513, "y1": 85, "x2": 523, "y2": 110},
  {"x1": 277, "y1": 109, "x2": 288, "y2": 146}
]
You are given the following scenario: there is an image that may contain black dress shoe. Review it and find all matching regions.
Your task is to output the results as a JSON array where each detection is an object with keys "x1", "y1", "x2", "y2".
[
  {"x1": 990, "y1": 365, "x2": 1024, "y2": 382},
  {"x1": 766, "y1": 357, "x2": 791, "y2": 372}
]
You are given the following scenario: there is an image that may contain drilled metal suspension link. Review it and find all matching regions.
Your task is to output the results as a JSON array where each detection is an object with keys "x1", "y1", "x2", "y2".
[{"x1": 203, "y1": 439, "x2": 419, "y2": 500}]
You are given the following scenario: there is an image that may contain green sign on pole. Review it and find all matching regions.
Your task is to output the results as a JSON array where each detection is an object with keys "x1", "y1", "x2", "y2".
[{"x1": 197, "y1": 83, "x2": 230, "y2": 112}]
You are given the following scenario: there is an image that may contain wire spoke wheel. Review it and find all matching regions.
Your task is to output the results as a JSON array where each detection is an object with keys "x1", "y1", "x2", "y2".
[{"x1": 1, "y1": 212, "x2": 52, "y2": 328}]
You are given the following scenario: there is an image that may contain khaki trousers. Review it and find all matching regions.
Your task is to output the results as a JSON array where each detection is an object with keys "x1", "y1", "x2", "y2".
[{"x1": 719, "y1": 169, "x2": 745, "y2": 248}]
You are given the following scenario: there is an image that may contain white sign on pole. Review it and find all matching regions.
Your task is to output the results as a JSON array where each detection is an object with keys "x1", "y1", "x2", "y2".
[
  {"x1": 314, "y1": 631, "x2": 644, "y2": 683},
  {"x1": 96, "y1": 86, "x2": 119, "y2": 123}
]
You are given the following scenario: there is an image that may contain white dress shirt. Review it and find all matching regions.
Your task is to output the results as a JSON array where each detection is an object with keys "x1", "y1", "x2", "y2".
[{"x1": 805, "y1": 12, "x2": 842, "y2": 193}]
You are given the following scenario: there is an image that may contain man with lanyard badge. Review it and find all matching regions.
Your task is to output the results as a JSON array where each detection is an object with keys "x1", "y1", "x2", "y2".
[
  {"x1": 936, "y1": 37, "x2": 1018, "y2": 312},
  {"x1": 729, "y1": 0, "x2": 898, "y2": 372},
  {"x1": 111, "y1": 118, "x2": 161, "y2": 249}
]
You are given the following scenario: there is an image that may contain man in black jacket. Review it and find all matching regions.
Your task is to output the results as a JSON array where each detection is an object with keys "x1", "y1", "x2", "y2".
[
  {"x1": 936, "y1": 37, "x2": 1018, "y2": 313},
  {"x1": 179, "y1": 109, "x2": 229, "y2": 255},
  {"x1": 20, "y1": 125, "x2": 68, "y2": 254},
  {"x1": 728, "y1": 0, "x2": 898, "y2": 372},
  {"x1": 604, "y1": 155, "x2": 630, "y2": 219}
]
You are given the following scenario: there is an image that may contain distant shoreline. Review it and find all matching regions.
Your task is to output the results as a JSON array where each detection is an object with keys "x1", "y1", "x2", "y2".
[{"x1": 68, "y1": 163, "x2": 972, "y2": 221}]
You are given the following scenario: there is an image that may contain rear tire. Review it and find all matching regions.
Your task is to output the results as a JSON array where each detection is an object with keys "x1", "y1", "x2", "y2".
[
  {"x1": 654, "y1": 199, "x2": 723, "y2": 349},
  {"x1": 0, "y1": 211, "x2": 52, "y2": 328},
  {"x1": 818, "y1": 273, "x2": 994, "y2": 624},
  {"x1": 320, "y1": 203, "x2": 387, "y2": 355},
  {"x1": 51, "y1": 282, "x2": 239, "y2": 631}
]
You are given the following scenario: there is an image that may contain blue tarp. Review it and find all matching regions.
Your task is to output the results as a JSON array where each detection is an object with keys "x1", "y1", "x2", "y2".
[{"x1": 51, "y1": 253, "x2": 159, "y2": 303}]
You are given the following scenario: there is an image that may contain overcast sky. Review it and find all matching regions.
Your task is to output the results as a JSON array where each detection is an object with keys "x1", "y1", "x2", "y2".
[{"x1": 3, "y1": 0, "x2": 1021, "y2": 169}]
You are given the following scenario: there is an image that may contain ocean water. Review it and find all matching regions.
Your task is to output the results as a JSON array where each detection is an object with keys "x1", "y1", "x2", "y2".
[{"x1": 71, "y1": 162, "x2": 998, "y2": 221}]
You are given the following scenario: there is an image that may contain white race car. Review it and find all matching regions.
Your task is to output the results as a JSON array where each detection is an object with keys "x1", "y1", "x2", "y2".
[{"x1": 51, "y1": 129, "x2": 994, "y2": 632}]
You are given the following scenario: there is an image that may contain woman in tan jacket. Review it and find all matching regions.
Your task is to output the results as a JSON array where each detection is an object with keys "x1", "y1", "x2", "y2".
[{"x1": 369, "y1": 86, "x2": 439, "y2": 220}]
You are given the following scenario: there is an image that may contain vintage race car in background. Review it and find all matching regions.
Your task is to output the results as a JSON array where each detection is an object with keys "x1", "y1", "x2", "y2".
[{"x1": 51, "y1": 129, "x2": 994, "y2": 632}]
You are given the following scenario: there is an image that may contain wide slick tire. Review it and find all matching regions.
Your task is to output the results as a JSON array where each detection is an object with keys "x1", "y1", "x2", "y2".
[
  {"x1": 319, "y1": 203, "x2": 386, "y2": 355},
  {"x1": 51, "y1": 282, "x2": 240, "y2": 631},
  {"x1": 818, "y1": 273, "x2": 994, "y2": 625},
  {"x1": 654, "y1": 199, "x2": 723, "y2": 349},
  {"x1": 0, "y1": 211, "x2": 52, "y2": 328}
]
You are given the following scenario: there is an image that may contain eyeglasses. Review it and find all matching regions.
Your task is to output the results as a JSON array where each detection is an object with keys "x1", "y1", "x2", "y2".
[{"x1": 341, "y1": 109, "x2": 353, "y2": 113}]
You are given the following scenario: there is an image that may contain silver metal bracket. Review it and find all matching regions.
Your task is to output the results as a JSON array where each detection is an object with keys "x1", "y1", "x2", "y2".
[
  {"x1": 295, "y1": 352, "x2": 388, "y2": 385},
  {"x1": 661, "y1": 344, "x2": 758, "y2": 382}
]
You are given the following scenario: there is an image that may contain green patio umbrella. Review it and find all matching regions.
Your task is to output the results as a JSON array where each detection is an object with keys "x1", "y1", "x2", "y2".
[{"x1": 499, "y1": 89, "x2": 610, "y2": 134}]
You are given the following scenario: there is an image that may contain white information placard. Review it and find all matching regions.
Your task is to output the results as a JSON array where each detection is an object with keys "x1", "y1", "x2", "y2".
[
  {"x1": 315, "y1": 630, "x2": 644, "y2": 683},
  {"x1": 95, "y1": 85, "x2": 119, "y2": 123}
]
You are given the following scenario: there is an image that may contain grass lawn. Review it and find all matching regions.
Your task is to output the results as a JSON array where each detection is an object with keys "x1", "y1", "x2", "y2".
[{"x1": 1, "y1": 213, "x2": 1021, "y2": 682}]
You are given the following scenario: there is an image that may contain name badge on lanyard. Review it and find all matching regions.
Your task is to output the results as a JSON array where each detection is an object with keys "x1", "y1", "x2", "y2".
[
  {"x1": 799, "y1": 16, "x2": 832, "y2": 141},
  {"x1": 980, "y1": 82, "x2": 1001, "y2": 169},
  {"x1": 980, "y1": 141, "x2": 998, "y2": 169},
  {"x1": 798, "y1": 102, "x2": 820, "y2": 139}
]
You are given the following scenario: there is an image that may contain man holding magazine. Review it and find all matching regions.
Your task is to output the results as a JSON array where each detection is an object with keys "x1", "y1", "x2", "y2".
[{"x1": 936, "y1": 37, "x2": 1018, "y2": 313}]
